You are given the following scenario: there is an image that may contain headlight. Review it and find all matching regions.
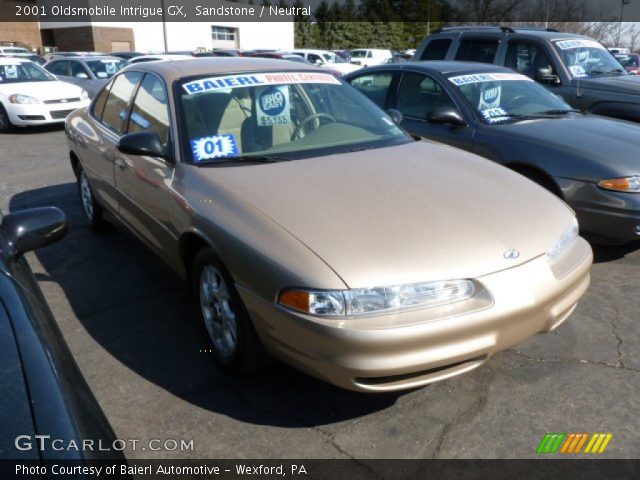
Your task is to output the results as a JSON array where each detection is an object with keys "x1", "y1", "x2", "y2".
[
  {"x1": 279, "y1": 280, "x2": 476, "y2": 317},
  {"x1": 598, "y1": 176, "x2": 640, "y2": 193},
  {"x1": 547, "y1": 217, "x2": 579, "y2": 261},
  {"x1": 80, "y1": 89, "x2": 89, "y2": 100},
  {"x1": 9, "y1": 94, "x2": 39, "y2": 104}
]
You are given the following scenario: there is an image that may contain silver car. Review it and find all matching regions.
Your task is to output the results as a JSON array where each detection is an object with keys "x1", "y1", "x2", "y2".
[{"x1": 44, "y1": 55, "x2": 127, "y2": 98}]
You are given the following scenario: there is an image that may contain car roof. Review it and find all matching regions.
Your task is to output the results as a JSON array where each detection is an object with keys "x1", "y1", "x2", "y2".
[
  {"x1": 0, "y1": 57, "x2": 31, "y2": 65},
  {"x1": 124, "y1": 57, "x2": 323, "y2": 83},
  {"x1": 432, "y1": 26, "x2": 591, "y2": 42},
  {"x1": 356, "y1": 61, "x2": 516, "y2": 76}
]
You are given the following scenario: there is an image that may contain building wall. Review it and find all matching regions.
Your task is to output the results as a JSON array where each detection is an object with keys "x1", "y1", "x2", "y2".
[
  {"x1": 0, "y1": 21, "x2": 43, "y2": 50},
  {"x1": 39, "y1": 21, "x2": 294, "y2": 53},
  {"x1": 42, "y1": 26, "x2": 135, "y2": 52}
]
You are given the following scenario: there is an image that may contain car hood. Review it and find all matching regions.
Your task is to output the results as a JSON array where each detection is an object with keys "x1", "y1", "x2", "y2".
[
  {"x1": 573, "y1": 74, "x2": 640, "y2": 95},
  {"x1": 197, "y1": 141, "x2": 574, "y2": 288},
  {"x1": 0, "y1": 81, "x2": 84, "y2": 100},
  {"x1": 495, "y1": 114, "x2": 640, "y2": 177}
]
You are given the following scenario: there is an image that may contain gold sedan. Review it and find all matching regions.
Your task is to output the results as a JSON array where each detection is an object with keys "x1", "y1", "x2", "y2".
[{"x1": 65, "y1": 58, "x2": 592, "y2": 392}]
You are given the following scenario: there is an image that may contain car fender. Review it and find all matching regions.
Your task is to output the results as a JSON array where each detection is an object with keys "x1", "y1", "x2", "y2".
[{"x1": 585, "y1": 100, "x2": 640, "y2": 122}]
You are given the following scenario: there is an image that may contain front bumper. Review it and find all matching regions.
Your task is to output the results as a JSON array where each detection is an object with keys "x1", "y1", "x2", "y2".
[
  {"x1": 557, "y1": 177, "x2": 640, "y2": 242},
  {"x1": 238, "y1": 238, "x2": 592, "y2": 392},
  {"x1": 6, "y1": 101, "x2": 89, "y2": 126}
]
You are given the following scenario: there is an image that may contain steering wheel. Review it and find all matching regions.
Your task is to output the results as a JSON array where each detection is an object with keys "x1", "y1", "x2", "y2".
[
  {"x1": 506, "y1": 95, "x2": 528, "y2": 109},
  {"x1": 292, "y1": 113, "x2": 336, "y2": 140}
]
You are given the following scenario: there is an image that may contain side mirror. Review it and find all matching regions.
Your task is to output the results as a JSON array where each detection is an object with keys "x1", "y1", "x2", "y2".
[
  {"x1": 117, "y1": 132, "x2": 173, "y2": 162},
  {"x1": 535, "y1": 67, "x2": 560, "y2": 85},
  {"x1": 75, "y1": 72, "x2": 89, "y2": 79},
  {"x1": 0, "y1": 207, "x2": 67, "y2": 257},
  {"x1": 314, "y1": 59, "x2": 323, "y2": 65},
  {"x1": 427, "y1": 107, "x2": 467, "y2": 127},
  {"x1": 386, "y1": 108, "x2": 403, "y2": 125}
]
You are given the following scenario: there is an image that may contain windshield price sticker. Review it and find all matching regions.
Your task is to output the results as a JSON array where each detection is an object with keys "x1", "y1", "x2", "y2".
[
  {"x1": 256, "y1": 85, "x2": 291, "y2": 126},
  {"x1": 5, "y1": 65, "x2": 18, "y2": 79},
  {"x1": 448, "y1": 73, "x2": 532, "y2": 86},
  {"x1": 481, "y1": 107, "x2": 510, "y2": 123},
  {"x1": 183, "y1": 72, "x2": 340, "y2": 94},
  {"x1": 555, "y1": 39, "x2": 605, "y2": 50},
  {"x1": 105, "y1": 62, "x2": 117, "y2": 75},
  {"x1": 569, "y1": 65, "x2": 587, "y2": 77},
  {"x1": 191, "y1": 134, "x2": 239, "y2": 162}
]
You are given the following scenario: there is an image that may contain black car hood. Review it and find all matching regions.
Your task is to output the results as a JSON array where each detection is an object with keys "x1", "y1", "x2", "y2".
[
  {"x1": 572, "y1": 74, "x2": 640, "y2": 95},
  {"x1": 495, "y1": 114, "x2": 640, "y2": 177}
]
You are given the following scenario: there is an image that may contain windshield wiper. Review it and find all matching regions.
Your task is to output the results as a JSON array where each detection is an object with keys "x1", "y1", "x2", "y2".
[
  {"x1": 197, "y1": 155, "x2": 290, "y2": 166},
  {"x1": 588, "y1": 68, "x2": 625, "y2": 77},
  {"x1": 536, "y1": 109, "x2": 581, "y2": 115}
]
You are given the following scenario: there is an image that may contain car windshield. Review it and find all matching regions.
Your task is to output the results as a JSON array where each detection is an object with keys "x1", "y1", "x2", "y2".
[
  {"x1": 554, "y1": 39, "x2": 626, "y2": 77},
  {"x1": 615, "y1": 54, "x2": 639, "y2": 67},
  {"x1": 449, "y1": 72, "x2": 573, "y2": 124},
  {"x1": 0, "y1": 62, "x2": 55, "y2": 83},
  {"x1": 178, "y1": 71, "x2": 410, "y2": 164},
  {"x1": 85, "y1": 59, "x2": 127, "y2": 79}
]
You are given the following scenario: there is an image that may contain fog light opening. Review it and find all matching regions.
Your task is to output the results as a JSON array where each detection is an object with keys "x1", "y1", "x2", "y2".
[{"x1": 634, "y1": 225, "x2": 640, "y2": 236}]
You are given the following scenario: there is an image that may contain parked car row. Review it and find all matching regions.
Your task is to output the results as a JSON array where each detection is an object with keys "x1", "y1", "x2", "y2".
[{"x1": 3, "y1": 25, "x2": 639, "y2": 396}]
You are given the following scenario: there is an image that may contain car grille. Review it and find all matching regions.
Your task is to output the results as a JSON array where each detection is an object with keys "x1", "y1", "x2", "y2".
[
  {"x1": 18, "y1": 115, "x2": 46, "y2": 121},
  {"x1": 44, "y1": 98, "x2": 81, "y2": 104},
  {"x1": 50, "y1": 109, "x2": 75, "y2": 119}
]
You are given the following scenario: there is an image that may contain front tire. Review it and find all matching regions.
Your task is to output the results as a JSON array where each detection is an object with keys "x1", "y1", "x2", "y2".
[
  {"x1": 192, "y1": 248, "x2": 263, "y2": 374},
  {"x1": 0, "y1": 104, "x2": 15, "y2": 133},
  {"x1": 77, "y1": 166, "x2": 107, "y2": 231}
]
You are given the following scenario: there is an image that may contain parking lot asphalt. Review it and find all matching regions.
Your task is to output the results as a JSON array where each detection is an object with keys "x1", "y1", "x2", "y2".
[{"x1": 1, "y1": 125, "x2": 639, "y2": 460}]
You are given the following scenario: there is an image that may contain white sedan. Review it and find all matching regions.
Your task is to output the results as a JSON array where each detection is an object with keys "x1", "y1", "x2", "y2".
[{"x1": 0, "y1": 58, "x2": 90, "y2": 132}]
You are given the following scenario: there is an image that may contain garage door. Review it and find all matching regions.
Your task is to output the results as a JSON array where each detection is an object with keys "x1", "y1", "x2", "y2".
[{"x1": 111, "y1": 41, "x2": 131, "y2": 52}]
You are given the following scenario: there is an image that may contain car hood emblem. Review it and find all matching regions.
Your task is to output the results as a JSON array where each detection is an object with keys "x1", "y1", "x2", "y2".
[{"x1": 504, "y1": 249, "x2": 520, "y2": 260}]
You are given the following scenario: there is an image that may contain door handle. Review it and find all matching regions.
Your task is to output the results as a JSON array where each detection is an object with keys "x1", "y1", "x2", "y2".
[{"x1": 115, "y1": 158, "x2": 126, "y2": 172}]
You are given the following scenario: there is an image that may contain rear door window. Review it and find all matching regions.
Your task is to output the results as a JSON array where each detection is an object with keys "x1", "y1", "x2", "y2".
[
  {"x1": 100, "y1": 71, "x2": 143, "y2": 134},
  {"x1": 348, "y1": 72, "x2": 396, "y2": 109},
  {"x1": 455, "y1": 39, "x2": 500, "y2": 64},
  {"x1": 420, "y1": 39, "x2": 452, "y2": 60}
]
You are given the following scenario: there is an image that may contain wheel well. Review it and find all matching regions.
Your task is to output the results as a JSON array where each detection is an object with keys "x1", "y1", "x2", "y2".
[
  {"x1": 506, "y1": 163, "x2": 563, "y2": 198},
  {"x1": 69, "y1": 151, "x2": 80, "y2": 177},
  {"x1": 179, "y1": 233, "x2": 210, "y2": 280}
]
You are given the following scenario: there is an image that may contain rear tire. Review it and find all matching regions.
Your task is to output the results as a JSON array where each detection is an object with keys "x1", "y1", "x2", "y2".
[
  {"x1": 0, "y1": 104, "x2": 15, "y2": 133},
  {"x1": 192, "y1": 248, "x2": 264, "y2": 374},
  {"x1": 77, "y1": 166, "x2": 107, "y2": 231}
]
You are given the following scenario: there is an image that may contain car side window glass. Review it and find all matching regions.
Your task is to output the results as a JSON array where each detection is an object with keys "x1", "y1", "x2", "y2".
[
  {"x1": 348, "y1": 72, "x2": 394, "y2": 108},
  {"x1": 100, "y1": 72, "x2": 143, "y2": 134},
  {"x1": 47, "y1": 60, "x2": 68, "y2": 76},
  {"x1": 127, "y1": 74, "x2": 170, "y2": 145},
  {"x1": 506, "y1": 42, "x2": 554, "y2": 78},
  {"x1": 420, "y1": 39, "x2": 452, "y2": 60},
  {"x1": 308, "y1": 54, "x2": 322, "y2": 64},
  {"x1": 70, "y1": 61, "x2": 88, "y2": 78},
  {"x1": 455, "y1": 39, "x2": 499, "y2": 64},
  {"x1": 397, "y1": 72, "x2": 456, "y2": 120},
  {"x1": 91, "y1": 81, "x2": 112, "y2": 120}
]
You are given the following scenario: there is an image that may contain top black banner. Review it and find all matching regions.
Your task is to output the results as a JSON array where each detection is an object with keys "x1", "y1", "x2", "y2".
[{"x1": 2, "y1": 0, "x2": 640, "y2": 23}]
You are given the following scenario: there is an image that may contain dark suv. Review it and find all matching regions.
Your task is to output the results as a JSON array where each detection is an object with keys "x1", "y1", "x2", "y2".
[{"x1": 413, "y1": 26, "x2": 640, "y2": 122}]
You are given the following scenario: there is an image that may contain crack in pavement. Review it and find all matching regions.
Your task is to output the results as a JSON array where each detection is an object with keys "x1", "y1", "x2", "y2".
[
  {"x1": 505, "y1": 350, "x2": 640, "y2": 373},
  {"x1": 429, "y1": 374, "x2": 491, "y2": 459},
  {"x1": 214, "y1": 384, "x2": 385, "y2": 478},
  {"x1": 604, "y1": 294, "x2": 627, "y2": 368}
]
